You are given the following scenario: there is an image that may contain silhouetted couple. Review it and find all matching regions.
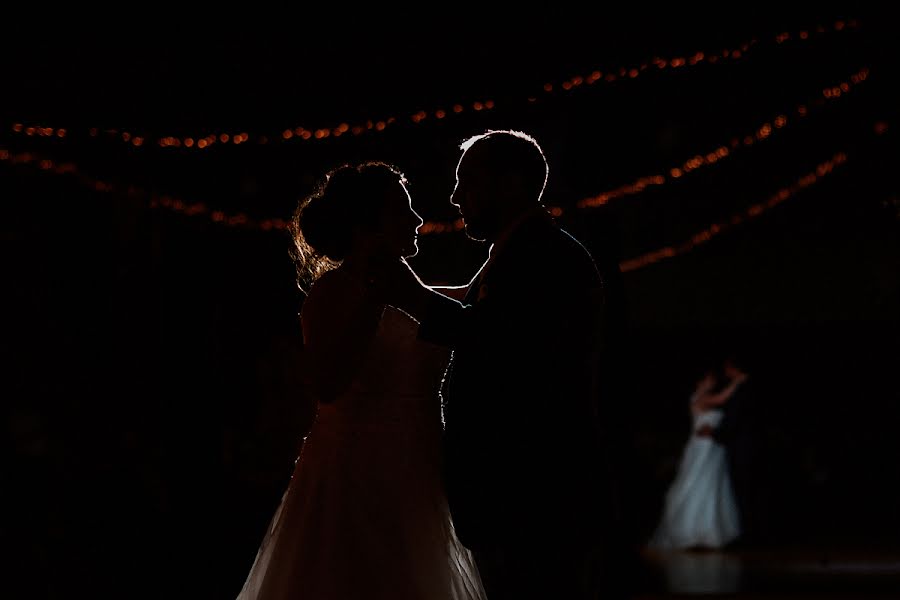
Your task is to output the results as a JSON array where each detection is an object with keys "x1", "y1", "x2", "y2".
[{"x1": 236, "y1": 130, "x2": 611, "y2": 599}]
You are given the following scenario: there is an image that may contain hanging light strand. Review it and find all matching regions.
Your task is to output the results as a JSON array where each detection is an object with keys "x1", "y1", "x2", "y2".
[{"x1": 6, "y1": 19, "x2": 860, "y2": 152}]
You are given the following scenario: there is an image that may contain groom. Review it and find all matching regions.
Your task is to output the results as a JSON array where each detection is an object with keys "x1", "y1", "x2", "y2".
[{"x1": 384, "y1": 130, "x2": 608, "y2": 600}]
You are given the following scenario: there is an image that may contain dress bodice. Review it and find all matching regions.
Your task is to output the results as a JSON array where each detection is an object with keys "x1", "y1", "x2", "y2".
[
  {"x1": 692, "y1": 408, "x2": 724, "y2": 430},
  {"x1": 315, "y1": 305, "x2": 450, "y2": 429}
]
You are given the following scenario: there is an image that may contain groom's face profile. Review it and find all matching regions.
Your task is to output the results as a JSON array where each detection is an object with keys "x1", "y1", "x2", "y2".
[{"x1": 451, "y1": 149, "x2": 495, "y2": 242}]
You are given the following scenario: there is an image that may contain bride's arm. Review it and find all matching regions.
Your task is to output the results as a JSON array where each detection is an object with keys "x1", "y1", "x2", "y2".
[{"x1": 427, "y1": 284, "x2": 469, "y2": 302}]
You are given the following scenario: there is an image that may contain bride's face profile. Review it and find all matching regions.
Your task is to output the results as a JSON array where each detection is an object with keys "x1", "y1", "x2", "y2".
[{"x1": 372, "y1": 180, "x2": 424, "y2": 259}]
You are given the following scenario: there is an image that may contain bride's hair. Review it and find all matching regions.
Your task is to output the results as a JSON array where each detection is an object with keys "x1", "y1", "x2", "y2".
[{"x1": 290, "y1": 161, "x2": 408, "y2": 293}]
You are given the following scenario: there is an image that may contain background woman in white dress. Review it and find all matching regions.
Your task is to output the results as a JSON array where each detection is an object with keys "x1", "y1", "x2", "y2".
[
  {"x1": 235, "y1": 161, "x2": 486, "y2": 599},
  {"x1": 649, "y1": 367, "x2": 746, "y2": 550}
]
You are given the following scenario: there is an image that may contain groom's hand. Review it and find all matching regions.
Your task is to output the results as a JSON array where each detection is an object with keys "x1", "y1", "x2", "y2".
[{"x1": 695, "y1": 424, "x2": 715, "y2": 437}]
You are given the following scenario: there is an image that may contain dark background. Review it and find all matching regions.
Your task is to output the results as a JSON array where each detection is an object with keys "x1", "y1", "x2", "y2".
[{"x1": 2, "y1": 9, "x2": 898, "y2": 598}]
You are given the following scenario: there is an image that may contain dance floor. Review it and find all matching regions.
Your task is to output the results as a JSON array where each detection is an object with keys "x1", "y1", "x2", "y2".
[{"x1": 633, "y1": 545, "x2": 900, "y2": 598}]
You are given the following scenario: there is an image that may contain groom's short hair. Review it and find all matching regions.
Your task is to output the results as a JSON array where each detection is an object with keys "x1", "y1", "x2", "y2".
[{"x1": 460, "y1": 130, "x2": 549, "y2": 202}]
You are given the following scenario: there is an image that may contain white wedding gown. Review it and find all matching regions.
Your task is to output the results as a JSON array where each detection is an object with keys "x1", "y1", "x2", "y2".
[
  {"x1": 236, "y1": 305, "x2": 486, "y2": 599},
  {"x1": 650, "y1": 408, "x2": 741, "y2": 550}
]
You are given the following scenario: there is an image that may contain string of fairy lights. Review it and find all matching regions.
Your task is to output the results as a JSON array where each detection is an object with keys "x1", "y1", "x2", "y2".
[
  {"x1": 0, "y1": 65, "x2": 873, "y2": 238},
  {"x1": 2, "y1": 120, "x2": 888, "y2": 272},
  {"x1": 417, "y1": 66, "x2": 871, "y2": 234},
  {"x1": 6, "y1": 19, "x2": 859, "y2": 152}
]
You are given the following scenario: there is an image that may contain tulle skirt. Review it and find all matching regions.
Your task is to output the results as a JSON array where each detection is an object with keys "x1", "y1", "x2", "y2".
[
  {"x1": 650, "y1": 437, "x2": 741, "y2": 550},
  {"x1": 235, "y1": 410, "x2": 486, "y2": 600}
]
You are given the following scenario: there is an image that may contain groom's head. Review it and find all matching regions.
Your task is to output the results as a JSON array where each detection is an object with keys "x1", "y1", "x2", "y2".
[{"x1": 451, "y1": 130, "x2": 548, "y2": 242}]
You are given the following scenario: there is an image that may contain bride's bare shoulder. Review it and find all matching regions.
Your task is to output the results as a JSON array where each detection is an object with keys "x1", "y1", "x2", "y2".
[{"x1": 302, "y1": 269, "x2": 369, "y2": 319}]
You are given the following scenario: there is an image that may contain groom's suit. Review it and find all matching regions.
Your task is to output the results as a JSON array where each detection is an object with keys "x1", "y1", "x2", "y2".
[{"x1": 418, "y1": 210, "x2": 608, "y2": 552}]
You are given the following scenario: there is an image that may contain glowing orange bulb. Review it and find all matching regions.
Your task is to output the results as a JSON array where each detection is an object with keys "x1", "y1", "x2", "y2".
[
  {"x1": 543, "y1": 83, "x2": 553, "y2": 92},
  {"x1": 435, "y1": 109, "x2": 446, "y2": 119},
  {"x1": 25, "y1": 127, "x2": 35, "y2": 135},
  {"x1": 198, "y1": 139, "x2": 208, "y2": 148},
  {"x1": 57, "y1": 129, "x2": 66, "y2": 138},
  {"x1": 220, "y1": 134, "x2": 229, "y2": 143},
  {"x1": 184, "y1": 138, "x2": 194, "y2": 147},
  {"x1": 338, "y1": 123, "x2": 349, "y2": 132},
  {"x1": 133, "y1": 137, "x2": 144, "y2": 146},
  {"x1": 13, "y1": 123, "x2": 23, "y2": 132},
  {"x1": 282, "y1": 129, "x2": 293, "y2": 139},
  {"x1": 562, "y1": 81, "x2": 572, "y2": 91},
  {"x1": 840, "y1": 82, "x2": 850, "y2": 92},
  {"x1": 484, "y1": 100, "x2": 494, "y2": 109},
  {"x1": 473, "y1": 102, "x2": 483, "y2": 111},
  {"x1": 799, "y1": 31, "x2": 809, "y2": 39},
  {"x1": 375, "y1": 121, "x2": 386, "y2": 131},
  {"x1": 628, "y1": 68, "x2": 639, "y2": 78}
]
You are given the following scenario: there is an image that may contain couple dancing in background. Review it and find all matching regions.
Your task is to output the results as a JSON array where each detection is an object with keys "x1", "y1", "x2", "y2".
[
  {"x1": 236, "y1": 130, "x2": 610, "y2": 599},
  {"x1": 650, "y1": 356, "x2": 754, "y2": 551}
]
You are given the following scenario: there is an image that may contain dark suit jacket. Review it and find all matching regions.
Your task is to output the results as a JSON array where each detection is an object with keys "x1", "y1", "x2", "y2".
[{"x1": 419, "y1": 212, "x2": 607, "y2": 550}]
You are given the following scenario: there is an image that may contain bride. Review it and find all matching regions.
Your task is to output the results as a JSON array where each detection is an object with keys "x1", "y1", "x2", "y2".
[
  {"x1": 235, "y1": 161, "x2": 486, "y2": 599},
  {"x1": 649, "y1": 366, "x2": 745, "y2": 551}
]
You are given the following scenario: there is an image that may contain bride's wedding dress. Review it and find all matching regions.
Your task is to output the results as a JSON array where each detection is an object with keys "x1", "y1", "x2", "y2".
[
  {"x1": 236, "y1": 304, "x2": 486, "y2": 599},
  {"x1": 650, "y1": 408, "x2": 741, "y2": 550}
]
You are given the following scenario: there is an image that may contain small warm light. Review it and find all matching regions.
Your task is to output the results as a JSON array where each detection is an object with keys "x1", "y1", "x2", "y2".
[
  {"x1": 670, "y1": 168, "x2": 683, "y2": 178},
  {"x1": 220, "y1": 133, "x2": 229, "y2": 143},
  {"x1": 314, "y1": 129, "x2": 326, "y2": 139},
  {"x1": 874, "y1": 122, "x2": 889, "y2": 135},
  {"x1": 731, "y1": 50, "x2": 742, "y2": 59},
  {"x1": 628, "y1": 68, "x2": 639, "y2": 78},
  {"x1": 25, "y1": 127, "x2": 35, "y2": 135},
  {"x1": 834, "y1": 20, "x2": 845, "y2": 31},
  {"x1": 375, "y1": 121, "x2": 386, "y2": 131},
  {"x1": 0, "y1": 150, "x2": 9, "y2": 160},
  {"x1": 301, "y1": 131, "x2": 311, "y2": 140},
  {"x1": 338, "y1": 123, "x2": 349, "y2": 132},
  {"x1": 484, "y1": 100, "x2": 494, "y2": 109},
  {"x1": 799, "y1": 31, "x2": 809, "y2": 39},
  {"x1": 184, "y1": 138, "x2": 194, "y2": 147},
  {"x1": 351, "y1": 125, "x2": 364, "y2": 135},
  {"x1": 435, "y1": 109, "x2": 446, "y2": 119},
  {"x1": 798, "y1": 105, "x2": 808, "y2": 116},
  {"x1": 133, "y1": 137, "x2": 144, "y2": 146},
  {"x1": 282, "y1": 129, "x2": 293, "y2": 139},
  {"x1": 671, "y1": 58, "x2": 685, "y2": 68},
  {"x1": 57, "y1": 129, "x2": 66, "y2": 138},
  {"x1": 122, "y1": 132, "x2": 131, "y2": 142},
  {"x1": 198, "y1": 139, "x2": 208, "y2": 148},
  {"x1": 605, "y1": 73, "x2": 616, "y2": 82},
  {"x1": 13, "y1": 123, "x2": 23, "y2": 132},
  {"x1": 473, "y1": 102, "x2": 484, "y2": 111},
  {"x1": 211, "y1": 211, "x2": 225, "y2": 222},
  {"x1": 840, "y1": 82, "x2": 850, "y2": 93},
  {"x1": 588, "y1": 71, "x2": 601, "y2": 82},
  {"x1": 562, "y1": 81, "x2": 572, "y2": 91},
  {"x1": 743, "y1": 136, "x2": 754, "y2": 145},
  {"x1": 40, "y1": 159, "x2": 53, "y2": 170},
  {"x1": 543, "y1": 83, "x2": 553, "y2": 92}
]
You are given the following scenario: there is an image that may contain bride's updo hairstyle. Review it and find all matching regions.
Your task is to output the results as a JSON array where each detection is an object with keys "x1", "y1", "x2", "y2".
[{"x1": 290, "y1": 161, "x2": 407, "y2": 293}]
